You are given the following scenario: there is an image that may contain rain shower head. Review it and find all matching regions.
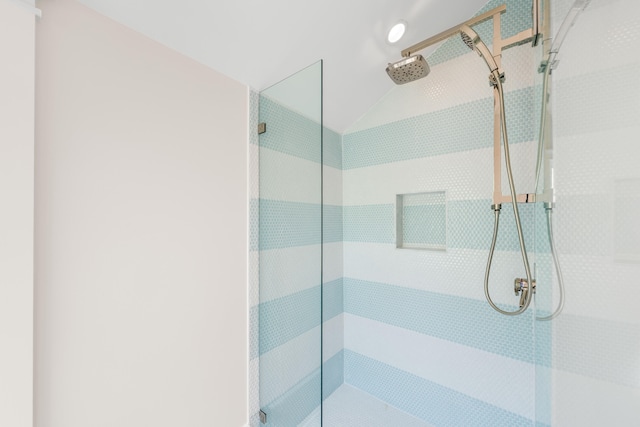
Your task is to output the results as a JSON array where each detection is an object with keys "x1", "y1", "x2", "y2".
[
  {"x1": 459, "y1": 25, "x2": 500, "y2": 74},
  {"x1": 386, "y1": 54, "x2": 430, "y2": 85}
]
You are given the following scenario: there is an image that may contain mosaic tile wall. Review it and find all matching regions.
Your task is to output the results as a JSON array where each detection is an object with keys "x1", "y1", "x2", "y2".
[
  {"x1": 341, "y1": 0, "x2": 547, "y2": 425},
  {"x1": 341, "y1": 0, "x2": 640, "y2": 426}
]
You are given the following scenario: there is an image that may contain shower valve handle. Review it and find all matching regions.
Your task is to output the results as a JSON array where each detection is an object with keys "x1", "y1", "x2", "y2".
[{"x1": 514, "y1": 277, "x2": 536, "y2": 308}]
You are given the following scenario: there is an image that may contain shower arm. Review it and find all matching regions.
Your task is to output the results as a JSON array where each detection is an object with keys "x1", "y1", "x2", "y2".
[
  {"x1": 401, "y1": 5, "x2": 535, "y2": 59},
  {"x1": 399, "y1": 4, "x2": 539, "y2": 206},
  {"x1": 401, "y1": 6, "x2": 507, "y2": 57}
]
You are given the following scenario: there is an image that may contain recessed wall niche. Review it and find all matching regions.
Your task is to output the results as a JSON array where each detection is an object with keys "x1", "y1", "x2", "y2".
[{"x1": 396, "y1": 191, "x2": 447, "y2": 251}]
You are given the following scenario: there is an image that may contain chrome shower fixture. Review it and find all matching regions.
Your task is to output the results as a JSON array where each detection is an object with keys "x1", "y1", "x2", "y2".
[
  {"x1": 386, "y1": 54, "x2": 430, "y2": 85},
  {"x1": 459, "y1": 25, "x2": 505, "y2": 87},
  {"x1": 385, "y1": 5, "x2": 507, "y2": 85},
  {"x1": 387, "y1": 3, "x2": 547, "y2": 318},
  {"x1": 459, "y1": 25, "x2": 499, "y2": 73}
]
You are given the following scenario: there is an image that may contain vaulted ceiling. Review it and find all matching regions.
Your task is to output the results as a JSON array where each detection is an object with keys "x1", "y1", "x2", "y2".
[{"x1": 75, "y1": 0, "x2": 489, "y2": 133}]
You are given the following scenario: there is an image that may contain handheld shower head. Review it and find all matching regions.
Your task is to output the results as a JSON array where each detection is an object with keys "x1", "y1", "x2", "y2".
[
  {"x1": 386, "y1": 54, "x2": 430, "y2": 85},
  {"x1": 459, "y1": 25, "x2": 500, "y2": 74}
]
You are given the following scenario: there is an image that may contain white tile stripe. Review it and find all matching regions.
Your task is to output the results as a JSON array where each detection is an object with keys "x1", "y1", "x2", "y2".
[
  {"x1": 342, "y1": 142, "x2": 538, "y2": 206},
  {"x1": 323, "y1": 165, "x2": 343, "y2": 206},
  {"x1": 323, "y1": 314, "x2": 344, "y2": 363},
  {"x1": 551, "y1": 0, "x2": 640, "y2": 82},
  {"x1": 344, "y1": 314, "x2": 536, "y2": 421},
  {"x1": 258, "y1": 317, "x2": 344, "y2": 411},
  {"x1": 255, "y1": 242, "x2": 341, "y2": 304},
  {"x1": 257, "y1": 146, "x2": 321, "y2": 204},
  {"x1": 344, "y1": 242, "x2": 537, "y2": 306},
  {"x1": 259, "y1": 326, "x2": 321, "y2": 407}
]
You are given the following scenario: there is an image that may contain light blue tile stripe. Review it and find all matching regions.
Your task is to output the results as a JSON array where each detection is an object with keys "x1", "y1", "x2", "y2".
[
  {"x1": 261, "y1": 351, "x2": 344, "y2": 426},
  {"x1": 343, "y1": 200, "x2": 544, "y2": 252},
  {"x1": 257, "y1": 280, "x2": 344, "y2": 358},
  {"x1": 259, "y1": 286, "x2": 320, "y2": 356},
  {"x1": 344, "y1": 350, "x2": 534, "y2": 427},
  {"x1": 343, "y1": 87, "x2": 534, "y2": 170},
  {"x1": 256, "y1": 201, "x2": 342, "y2": 250},
  {"x1": 323, "y1": 127, "x2": 343, "y2": 169},
  {"x1": 343, "y1": 204, "x2": 395, "y2": 243},
  {"x1": 323, "y1": 205, "x2": 343, "y2": 243},
  {"x1": 258, "y1": 199, "x2": 321, "y2": 250},
  {"x1": 344, "y1": 278, "x2": 537, "y2": 364},
  {"x1": 449, "y1": 199, "x2": 539, "y2": 251},
  {"x1": 258, "y1": 97, "x2": 321, "y2": 163},
  {"x1": 322, "y1": 350, "x2": 344, "y2": 401},
  {"x1": 403, "y1": 204, "x2": 446, "y2": 246}
]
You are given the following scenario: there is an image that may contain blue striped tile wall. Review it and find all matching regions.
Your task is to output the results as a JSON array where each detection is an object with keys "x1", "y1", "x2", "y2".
[
  {"x1": 257, "y1": 279, "x2": 344, "y2": 358},
  {"x1": 344, "y1": 200, "x2": 543, "y2": 253},
  {"x1": 344, "y1": 278, "x2": 544, "y2": 365},
  {"x1": 258, "y1": 96, "x2": 321, "y2": 162},
  {"x1": 259, "y1": 199, "x2": 321, "y2": 250},
  {"x1": 259, "y1": 286, "x2": 320, "y2": 356},
  {"x1": 344, "y1": 350, "x2": 535, "y2": 427},
  {"x1": 342, "y1": 87, "x2": 534, "y2": 170}
]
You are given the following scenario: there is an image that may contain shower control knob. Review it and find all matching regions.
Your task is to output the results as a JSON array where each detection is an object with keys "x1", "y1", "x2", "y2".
[{"x1": 514, "y1": 278, "x2": 536, "y2": 307}]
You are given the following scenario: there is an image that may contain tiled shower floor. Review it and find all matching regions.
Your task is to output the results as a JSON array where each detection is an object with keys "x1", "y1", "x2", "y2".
[{"x1": 301, "y1": 384, "x2": 434, "y2": 427}]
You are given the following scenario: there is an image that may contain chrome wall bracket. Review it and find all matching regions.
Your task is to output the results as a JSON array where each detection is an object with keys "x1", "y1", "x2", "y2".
[{"x1": 259, "y1": 410, "x2": 267, "y2": 424}]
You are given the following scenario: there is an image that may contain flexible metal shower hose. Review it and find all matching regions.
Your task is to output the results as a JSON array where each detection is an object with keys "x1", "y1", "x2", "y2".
[
  {"x1": 534, "y1": 61, "x2": 566, "y2": 321},
  {"x1": 484, "y1": 70, "x2": 535, "y2": 316},
  {"x1": 536, "y1": 207, "x2": 566, "y2": 321}
]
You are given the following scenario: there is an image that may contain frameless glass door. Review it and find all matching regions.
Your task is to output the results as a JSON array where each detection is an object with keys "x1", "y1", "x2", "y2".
[{"x1": 257, "y1": 61, "x2": 323, "y2": 427}]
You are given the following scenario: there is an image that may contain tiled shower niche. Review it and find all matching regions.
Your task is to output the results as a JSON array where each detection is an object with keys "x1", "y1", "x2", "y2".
[{"x1": 396, "y1": 191, "x2": 447, "y2": 250}]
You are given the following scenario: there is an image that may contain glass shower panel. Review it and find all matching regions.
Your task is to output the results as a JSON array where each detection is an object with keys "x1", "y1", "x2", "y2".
[
  {"x1": 537, "y1": 0, "x2": 640, "y2": 425},
  {"x1": 257, "y1": 61, "x2": 323, "y2": 427}
]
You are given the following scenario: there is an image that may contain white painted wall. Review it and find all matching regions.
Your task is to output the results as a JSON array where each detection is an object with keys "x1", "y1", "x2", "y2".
[
  {"x1": 0, "y1": 1, "x2": 35, "y2": 426},
  {"x1": 35, "y1": 1, "x2": 248, "y2": 426}
]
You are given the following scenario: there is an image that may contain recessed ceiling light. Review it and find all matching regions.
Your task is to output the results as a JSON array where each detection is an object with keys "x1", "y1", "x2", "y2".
[{"x1": 387, "y1": 20, "x2": 407, "y2": 44}]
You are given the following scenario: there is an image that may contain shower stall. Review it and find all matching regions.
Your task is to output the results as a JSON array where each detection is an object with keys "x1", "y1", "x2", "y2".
[{"x1": 250, "y1": 0, "x2": 640, "y2": 425}]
